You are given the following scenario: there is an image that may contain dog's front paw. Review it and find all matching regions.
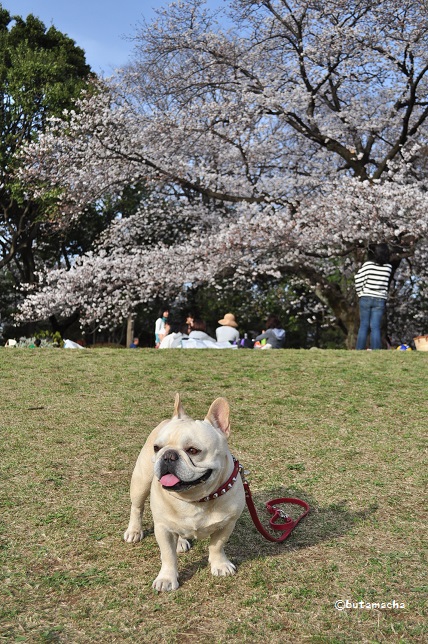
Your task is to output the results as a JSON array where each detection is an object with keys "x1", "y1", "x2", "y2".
[
  {"x1": 176, "y1": 537, "x2": 191, "y2": 553},
  {"x1": 152, "y1": 575, "x2": 179, "y2": 592},
  {"x1": 123, "y1": 528, "x2": 144, "y2": 543},
  {"x1": 211, "y1": 560, "x2": 237, "y2": 577}
]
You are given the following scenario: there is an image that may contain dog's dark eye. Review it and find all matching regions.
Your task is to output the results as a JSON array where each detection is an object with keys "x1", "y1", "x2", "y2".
[
  {"x1": 153, "y1": 445, "x2": 160, "y2": 453},
  {"x1": 186, "y1": 447, "x2": 200, "y2": 456}
]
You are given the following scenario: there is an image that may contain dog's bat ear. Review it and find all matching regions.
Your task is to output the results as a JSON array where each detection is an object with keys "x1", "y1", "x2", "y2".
[
  {"x1": 205, "y1": 398, "x2": 230, "y2": 437},
  {"x1": 173, "y1": 393, "x2": 189, "y2": 419}
]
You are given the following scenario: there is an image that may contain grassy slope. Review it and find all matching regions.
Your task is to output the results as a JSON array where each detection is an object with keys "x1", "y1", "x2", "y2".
[{"x1": 0, "y1": 348, "x2": 426, "y2": 643}]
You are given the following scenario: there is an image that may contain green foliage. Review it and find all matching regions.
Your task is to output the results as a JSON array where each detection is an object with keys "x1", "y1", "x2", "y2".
[
  {"x1": 34, "y1": 329, "x2": 63, "y2": 346},
  {"x1": 0, "y1": 4, "x2": 92, "y2": 287},
  {"x1": 0, "y1": 9, "x2": 90, "y2": 173}
]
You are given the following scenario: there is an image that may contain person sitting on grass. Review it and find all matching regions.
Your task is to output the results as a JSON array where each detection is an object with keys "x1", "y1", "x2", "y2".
[
  {"x1": 255, "y1": 315, "x2": 286, "y2": 349},
  {"x1": 159, "y1": 323, "x2": 189, "y2": 349},
  {"x1": 216, "y1": 313, "x2": 240, "y2": 344},
  {"x1": 188, "y1": 319, "x2": 217, "y2": 343}
]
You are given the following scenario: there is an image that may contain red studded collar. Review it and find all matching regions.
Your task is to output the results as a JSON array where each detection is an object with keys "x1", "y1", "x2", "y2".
[{"x1": 198, "y1": 457, "x2": 240, "y2": 502}]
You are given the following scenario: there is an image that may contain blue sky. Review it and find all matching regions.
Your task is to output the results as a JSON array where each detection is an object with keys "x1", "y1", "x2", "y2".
[{"x1": 7, "y1": 1, "x2": 225, "y2": 75}]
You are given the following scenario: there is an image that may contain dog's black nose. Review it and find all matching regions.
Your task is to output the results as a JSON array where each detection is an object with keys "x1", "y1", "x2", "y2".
[{"x1": 163, "y1": 449, "x2": 179, "y2": 462}]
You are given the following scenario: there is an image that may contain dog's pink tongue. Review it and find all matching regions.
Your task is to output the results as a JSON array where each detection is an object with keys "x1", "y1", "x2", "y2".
[{"x1": 160, "y1": 474, "x2": 181, "y2": 487}]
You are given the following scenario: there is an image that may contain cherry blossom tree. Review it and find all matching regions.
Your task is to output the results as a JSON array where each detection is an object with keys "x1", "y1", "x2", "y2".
[{"x1": 19, "y1": 0, "x2": 428, "y2": 346}]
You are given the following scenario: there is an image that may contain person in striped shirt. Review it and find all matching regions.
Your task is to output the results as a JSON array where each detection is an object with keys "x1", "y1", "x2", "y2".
[{"x1": 355, "y1": 244, "x2": 392, "y2": 350}]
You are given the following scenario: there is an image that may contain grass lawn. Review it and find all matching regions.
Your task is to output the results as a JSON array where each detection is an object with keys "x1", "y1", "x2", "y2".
[{"x1": 0, "y1": 348, "x2": 426, "y2": 643}]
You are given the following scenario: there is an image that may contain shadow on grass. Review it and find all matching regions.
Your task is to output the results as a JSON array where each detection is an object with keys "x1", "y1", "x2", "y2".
[
  {"x1": 229, "y1": 487, "x2": 378, "y2": 561},
  {"x1": 132, "y1": 488, "x2": 377, "y2": 586}
]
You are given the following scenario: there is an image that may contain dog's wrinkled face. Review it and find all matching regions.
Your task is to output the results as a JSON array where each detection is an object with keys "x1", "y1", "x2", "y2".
[{"x1": 153, "y1": 419, "x2": 227, "y2": 493}]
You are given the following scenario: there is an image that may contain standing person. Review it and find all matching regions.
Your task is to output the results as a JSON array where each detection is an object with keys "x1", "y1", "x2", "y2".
[
  {"x1": 155, "y1": 307, "x2": 170, "y2": 348},
  {"x1": 129, "y1": 337, "x2": 139, "y2": 348},
  {"x1": 355, "y1": 243, "x2": 392, "y2": 350},
  {"x1": 255, "y1": 315, "x2": 286, "y2": 349},
  {"x1": 216, "y1": 313, "x2": 240, "y2": 344}
]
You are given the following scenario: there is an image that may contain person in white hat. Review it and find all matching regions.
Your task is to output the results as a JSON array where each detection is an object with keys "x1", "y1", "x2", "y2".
[{"x1": 216, "y1": 313, "x2": 240, "y2": 344}]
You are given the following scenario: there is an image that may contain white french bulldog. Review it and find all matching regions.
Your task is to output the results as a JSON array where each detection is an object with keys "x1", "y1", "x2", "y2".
[{"x1": 124, "y1": 394, "x2": 245, "y2": 591}]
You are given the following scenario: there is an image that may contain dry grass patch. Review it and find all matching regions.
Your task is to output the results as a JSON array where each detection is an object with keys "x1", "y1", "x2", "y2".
[{"x1": 0, "y1": 348, "x2": 426, "y2": 642}]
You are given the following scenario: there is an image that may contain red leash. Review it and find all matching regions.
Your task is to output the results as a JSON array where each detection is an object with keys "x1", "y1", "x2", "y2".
[
  {"x1": 199, "y1": 457, "x2": 309, "y2": 542},
  {"x1": 242, "y1": 469, "x2": 310, "y2": 543}
]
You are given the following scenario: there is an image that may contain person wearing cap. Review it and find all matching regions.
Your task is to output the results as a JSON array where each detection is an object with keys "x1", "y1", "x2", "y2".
[{"x1": 216, "y1": 313, "x2": 240, "y2": 344}]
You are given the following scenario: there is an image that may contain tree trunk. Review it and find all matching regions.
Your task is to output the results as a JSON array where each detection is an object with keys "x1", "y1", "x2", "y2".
[
  {"x1": 343, "y1": 311, "x2": 359, "y2": 350},
  {"x1": 313, "y1": 282, "x2": 358, "y2": 349},
  {"x1": 126, "y1": 315, "x2": 135, "y2": 348}
]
